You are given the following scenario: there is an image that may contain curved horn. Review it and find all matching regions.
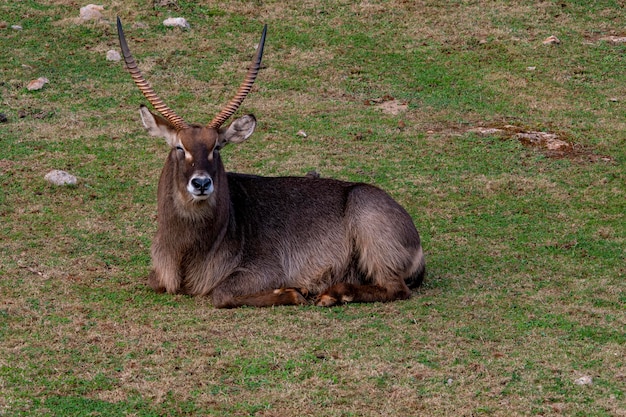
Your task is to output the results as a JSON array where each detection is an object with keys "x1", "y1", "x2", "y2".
[
  {"x1": 207, "y1": 24, "x2": 267, "y2": 129},
  {"x1": 117, "y1": 17, "x2": 189, "y2": 131}
]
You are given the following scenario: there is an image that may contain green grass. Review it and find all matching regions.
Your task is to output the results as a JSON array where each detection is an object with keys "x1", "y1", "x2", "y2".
[{"x1": 1, "y1": 0, "x2": 624, "y2": 416}]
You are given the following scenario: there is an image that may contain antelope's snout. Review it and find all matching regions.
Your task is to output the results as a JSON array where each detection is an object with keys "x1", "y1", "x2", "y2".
[{"x1": 188, "y1": 174, "x2": 214, "y2": 199}]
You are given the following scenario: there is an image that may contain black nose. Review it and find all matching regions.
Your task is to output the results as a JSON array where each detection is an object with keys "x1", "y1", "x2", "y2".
[{"x1": 191, "y1": 177, "x2": 212, "y2": 192}]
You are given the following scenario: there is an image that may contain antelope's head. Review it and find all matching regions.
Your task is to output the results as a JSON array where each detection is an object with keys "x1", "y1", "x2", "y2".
[{"x1": 117, "y1": 17, "x2": 265, "y2": 202}]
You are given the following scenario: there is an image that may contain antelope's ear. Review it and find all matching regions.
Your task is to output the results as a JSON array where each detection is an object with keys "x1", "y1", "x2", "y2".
[
  {"x1": 139, "y1": 105, "x2": 179, "y2": 147},
  {"x1": 216, "y1": 114, "x2": 256, "y2": 149}
]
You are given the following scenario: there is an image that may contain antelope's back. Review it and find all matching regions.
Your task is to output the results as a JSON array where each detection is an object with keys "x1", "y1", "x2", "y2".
[
  {"x1": 226, "y1": 172, "x2": 421, "y2": 254},
  {"x1": 227, "y1": 173, "x2": 356, "y2": 234}
]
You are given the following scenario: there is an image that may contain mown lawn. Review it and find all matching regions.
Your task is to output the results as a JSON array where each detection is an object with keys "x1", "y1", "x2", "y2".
[{"x1": 0, "y1": 1, "x2": 624, "y2": 416}]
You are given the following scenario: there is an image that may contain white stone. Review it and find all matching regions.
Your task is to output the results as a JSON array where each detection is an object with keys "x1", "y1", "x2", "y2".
[
  {"x1": 80, "y1": 4, "x2": 104, "y2": 21},
  {"x1": 574, "y1": 375, "x2": 593, "y2": 386},
  {"x1": 45, "y1": 170, "x2": 77, "y2": 186},
  {"x1": 163, "y1": 17, "x2": 190, "y2": 29},
  {"x1": 542, "y1": 35, "x2": 561, "y2": 45},
  {"x1": 297, "y1": 130, "x2": 308, "y2": 138},
  {"x1": 11, "y1": 25, "x2": 23, "y2": 30},
  {"x1": 27, "y1": 77, "x2": 49, "y2": 91},
  {"x1": 106, "y1": 50, "x2": 121, "y2": 61}
]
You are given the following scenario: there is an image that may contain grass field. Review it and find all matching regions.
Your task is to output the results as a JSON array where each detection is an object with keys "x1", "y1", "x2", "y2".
[{"x1": 1, "y1": 1, "x2": 624, "y2": 416}]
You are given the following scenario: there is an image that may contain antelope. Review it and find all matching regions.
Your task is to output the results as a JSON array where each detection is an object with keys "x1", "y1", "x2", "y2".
[{"x1": 117, "y1": 18, "x2": 425, "y2": 308}]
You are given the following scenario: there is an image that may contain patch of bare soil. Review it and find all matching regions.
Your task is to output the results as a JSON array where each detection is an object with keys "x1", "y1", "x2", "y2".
[
  {"x1": 468, "y1": 125, "x2": 614, "y2": 163},
  {"x1": 365, "y1": 94, "x2": 409, "y2": 115},
  {"x1": 584, "y1": 32, "x2": 626, "y2": 45}
]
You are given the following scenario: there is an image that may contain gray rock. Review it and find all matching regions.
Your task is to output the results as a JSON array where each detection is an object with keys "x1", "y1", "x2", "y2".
[
  {"x1": 163, "y1": 17, "x2": 190, "y2": 29},
  {"x1": 45, "y1": 170, "x2": 78, "y2": 186},
  {"x1": 106, "y1": 50, "x2": 121, "y2": 61}
]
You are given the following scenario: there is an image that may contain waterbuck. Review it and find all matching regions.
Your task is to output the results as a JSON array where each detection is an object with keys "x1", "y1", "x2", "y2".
[{"x1": 117, "y1": 18, "x2": 425, "y2": 308}]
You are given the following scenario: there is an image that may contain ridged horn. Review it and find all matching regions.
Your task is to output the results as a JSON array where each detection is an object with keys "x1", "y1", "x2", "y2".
[
  {"x1": 117, "y1": 17, "x2": 189, "y2": 131},
  {"x1": 207, "y1": 24, "x2": 267, "y2": 129}
]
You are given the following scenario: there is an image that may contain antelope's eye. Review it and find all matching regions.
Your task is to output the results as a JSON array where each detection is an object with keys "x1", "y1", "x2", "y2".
[{"x1": 176, "y1": 146, "x2": 184, "y2": 153}]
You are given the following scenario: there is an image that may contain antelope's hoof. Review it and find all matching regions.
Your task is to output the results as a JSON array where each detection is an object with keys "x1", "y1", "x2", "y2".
[
  {"x1": 274, "y1": 288, "x2": 308, "y2": 305},
  {"x1": 289, "y1": 288, "x2": 308, "y2": 305},
  {"x1": 315, "y1": 294, "x2": 338, "y2": 307}
]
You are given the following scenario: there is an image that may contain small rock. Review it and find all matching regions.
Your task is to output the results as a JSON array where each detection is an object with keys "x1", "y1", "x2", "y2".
[
  {"x1": 526, "y1": 66, "x2": 536, "y2": 71},
  {"x1": 609, "y1": 97, "x2": 619, "y2": 102},
  {"x1": 163, "y1": 17, "x2": 190, "y2": 29},
  {"x1": 0, "y1": 21, "x2": 7, "y2": 29},
  {"x1": 45, "y1": 170, "x2": 77, "y2": 186},
  {"x1": 106, "y1": 50, "x2": 121, "y2": 61},
  {"x1": 0, "y1": 113, "x2": 7, "y2": 123},
  {"x1": 296, "y1": 130, "x2": 308, "y2": 138},
  {"x1": 516, "y1": 131, "x2": 571, "y2": 151},
  {"x1": 11, "y1": 25, "x2": 23, "y2": 31},
  {"x1": 305, "y1": 170, "x2": 320, "y2": 179},
  {"x1": 27, "y1": 77, "x2": 49, "y2": 91},
  {"x1": 446, "y1": 378, "x2": 454, "y2": 386},
  {"x1": 542, "y1": 35, "x2": 561, "y2": 45},
  {"x1": 80, "y1": 4, "x2": 104, "y2": 21},
  {"x1": 574, "y1": 375, "x2": 593, "y2": 386}
]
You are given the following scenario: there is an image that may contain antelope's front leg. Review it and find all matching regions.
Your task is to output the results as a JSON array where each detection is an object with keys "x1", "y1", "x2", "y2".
[{"x1": 149, "y1": 245, "x2": 182, "y2": 294}]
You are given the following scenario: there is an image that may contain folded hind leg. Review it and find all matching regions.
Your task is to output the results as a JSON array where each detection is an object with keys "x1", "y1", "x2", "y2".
[
  {"x1": 319, "y1": 186, "x2": 423, "y2": 307},
  {"x1": 315, "y1": 280, "x2": 411, "y2": 307}
]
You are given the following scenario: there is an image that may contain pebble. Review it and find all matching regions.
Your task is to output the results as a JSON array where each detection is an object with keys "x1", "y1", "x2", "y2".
[
  {"x1": 106, "y1": 50, "x2": 121, "y2": 61},
  {"x1": 163, "y1": 17, "x2": 190, "y2": 29},
  {"x1": 12, "y1": 25, "x2": 23, "y2": 30},
  {"x1": 574, "y1": 375, "x2": 593, "y2": 386},
  {"x1": 0, "y1": 113, "x2": 7, "y2": 123},
  {"x1": 45, "y1": 170, "x2": 78, "y2": 186}
]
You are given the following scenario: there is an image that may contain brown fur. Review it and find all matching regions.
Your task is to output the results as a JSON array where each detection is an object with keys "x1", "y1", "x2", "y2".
[{"x1": 139, "y1": 108, "x2": 425, "y2": 308}]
